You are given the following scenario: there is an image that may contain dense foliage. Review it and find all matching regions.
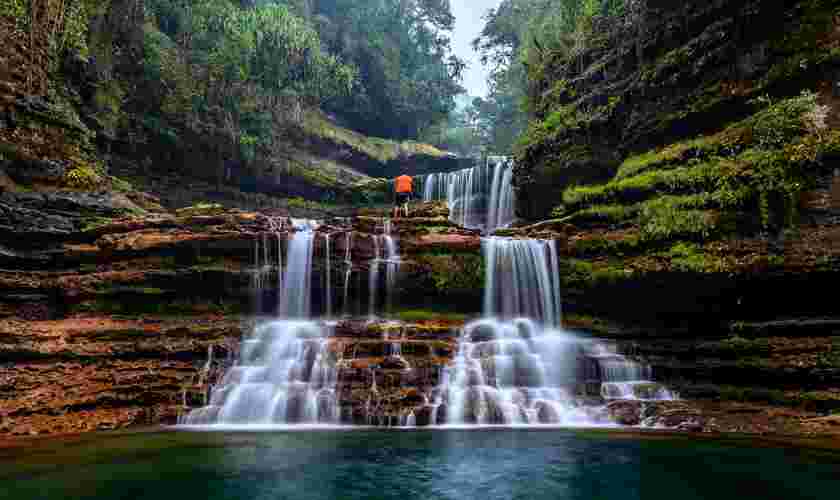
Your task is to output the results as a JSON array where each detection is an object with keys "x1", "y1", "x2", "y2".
[
  {"x1": 0, "y1": 0, "x2": 103, "y2": 92},
  {"x1": 143, "y1": 0, "x2": 358, "y2": 161},
  {"x1": 311, "y1": 0, "x2": 466, "y2": 140},
  {"x1": 470, "y1": 0, "x2": 627, "y2": 154}
]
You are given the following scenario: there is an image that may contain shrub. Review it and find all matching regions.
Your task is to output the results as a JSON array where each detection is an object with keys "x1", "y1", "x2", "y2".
[{"x1": 63, "y1": 163, "x2": 102, "y2": 190}]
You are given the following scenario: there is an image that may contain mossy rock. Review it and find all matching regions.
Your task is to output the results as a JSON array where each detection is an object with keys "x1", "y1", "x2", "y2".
[{"x1": 175, "y1": 203, "x2": 226, "y2": 217}]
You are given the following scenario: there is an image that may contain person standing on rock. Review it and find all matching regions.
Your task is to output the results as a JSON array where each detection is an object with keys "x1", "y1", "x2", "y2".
[{"x1": 393, "y1": 174, "x2": 413, "y2": 219}]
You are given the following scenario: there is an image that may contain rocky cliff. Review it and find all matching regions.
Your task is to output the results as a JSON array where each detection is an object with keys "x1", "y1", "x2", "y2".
[
  {"x1": 516, "y1": 0, "x2": 839, "y2": 220},
  {"x1": 497, "y1": 0, "x2": 840, "y2": 431}
]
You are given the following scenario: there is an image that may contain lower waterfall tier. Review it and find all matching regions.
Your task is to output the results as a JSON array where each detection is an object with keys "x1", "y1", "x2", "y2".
[{"x1": 181, "y1": 317, "x2": 675, "y2": 427}]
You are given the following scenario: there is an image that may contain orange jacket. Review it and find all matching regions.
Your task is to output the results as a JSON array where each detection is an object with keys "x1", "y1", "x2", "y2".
[{"x1": 395, "y1": 175, "x2": 413, "y2": 193}]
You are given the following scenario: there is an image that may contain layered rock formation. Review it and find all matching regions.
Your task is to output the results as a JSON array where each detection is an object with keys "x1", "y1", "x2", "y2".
[{"x1": 0, "y1": 198, "x2": 484, "y2": 436}]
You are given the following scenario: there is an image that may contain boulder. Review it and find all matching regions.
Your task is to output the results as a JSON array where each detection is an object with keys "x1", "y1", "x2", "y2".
[
  {"x1": 606, "y1": 400, "x2": 643, "y2": 426},
  {"x1": 3, "y1": 158, "x2": 68, "y2": 184}
]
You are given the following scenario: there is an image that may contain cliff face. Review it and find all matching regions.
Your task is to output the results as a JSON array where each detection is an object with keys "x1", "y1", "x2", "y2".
[
  {"x1": 515, "y1": 0, "x2": 840, "y2": 220},
  {"x1": 499, "y1": 0, "x2": 840, "y2": 331},
  {"x1": 488, "y1": 0, "x2": 840, "y2": 426}
]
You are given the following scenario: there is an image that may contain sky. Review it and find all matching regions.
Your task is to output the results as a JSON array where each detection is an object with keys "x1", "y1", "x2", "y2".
[{"x1": 450, "y1": 0, "x2": 503, "y2": 98}]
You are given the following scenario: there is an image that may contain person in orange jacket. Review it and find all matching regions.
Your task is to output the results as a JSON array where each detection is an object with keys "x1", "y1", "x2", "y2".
[{"x1": 393, "y1": 174, "x2": 414, "y2": 219}]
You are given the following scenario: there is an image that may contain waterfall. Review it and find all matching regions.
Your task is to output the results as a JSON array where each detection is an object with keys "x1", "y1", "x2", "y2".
[
  {"x1": 368, "y1": 219, "x2": 400, "y2": 317},
  {"x1": 482, "y1": 238, "x2": 562, "y2": 327},
  {"x1": 368, "y1": 231, "x2": 380, "y2": 317},
  {"x1": 487, "y1": 160, "x2": 515, "y2": 230},
  {"x1": 342, "y1": 231, "x2": 353, "y2": 316},
  {"x1": 427, "y1": 235, "x2": 674, "y2": 427},
  {"x1": 441, "y1": 319, "x2": 594, "y2": 425},
  {"x1": 591, "y1": 343, "x2": 677, "y2": 401},
  {"x1": 383, "y1": 221, "x2": 400, "y2": 314},
  {"x1": 182, "y1": 225, "x2": 339, "y2": 426},
  {"x1": 324, "y1": 233, "x2": 332, "y2": 317},
  {"x1": 278, "y1": 231, "x2": 315, "y2": 318},
  {"x1": 417, "y1": 156, "x2": 515, "y2": 232}
]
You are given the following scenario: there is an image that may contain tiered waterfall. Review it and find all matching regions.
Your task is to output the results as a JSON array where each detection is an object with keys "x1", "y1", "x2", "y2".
[{"x1": 181, "y1": 169, "x2": 675, "y2": 429}]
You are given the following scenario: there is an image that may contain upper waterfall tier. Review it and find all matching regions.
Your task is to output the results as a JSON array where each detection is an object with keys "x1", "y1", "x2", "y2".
[{"x1": 416, "y1": 156, "x2": 515, "y2": 232}]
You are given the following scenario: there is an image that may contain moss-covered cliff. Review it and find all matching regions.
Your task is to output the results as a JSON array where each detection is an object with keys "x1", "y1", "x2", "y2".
[{"x1": 515, "y1": 0, "x2": 840, "y2": 220}]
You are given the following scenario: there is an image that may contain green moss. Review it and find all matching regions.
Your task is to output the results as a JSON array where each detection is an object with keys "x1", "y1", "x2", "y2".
[
  {"x1": 563, "y1": 162, "x2": 718, "y2": 209},
  {"x1": 392, "y1": 309, "x2": 471, "y2": 322},
  {"x1": 287, "y1": 196, "x2": 334, "y2": 211},
  {"x1": 642, "y1": 43, "x2": 696, "y2": 83},
  {"x1": 93, "y1": 284, "x2": 169, "y2": 296},
  {"x1": 0, "y1": 141, "x2": 23, "y2": 162},
  {"x1": 563, "y1": 92, "x2": 832, "y2": 232},
  {"x1": 640, "y1": 206, "x2": 718, "y2": 242},
  {"x1": 662, "y1": 242, "x2": 726, "y2": 273},
  {"x1": 716, "y1": 385, "x2": 792, "y2": 406},
  {"x1": 416, "y1": 253, "x2": 484, "y2": 295},
  {"x1": 108, "y1": 176, "x2": 135, "y2": 193},
  {"x1": 571, "y1": 234, "x2": 642, "y2": 256},
  {"x1": 563, "y1": 258, "x2": 632, "y2": 287},
  {"x1": 91, "y1": 79, "x2": 126, "y2": 134}
]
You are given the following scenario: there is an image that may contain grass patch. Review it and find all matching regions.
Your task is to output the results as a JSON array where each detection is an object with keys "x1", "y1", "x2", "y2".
[
  {"x1": 302, "y1": 110, "x2": 447, "y2": 164},
  {"x1": 392, "y1": 309, "x2": 471, "y2": 323}
]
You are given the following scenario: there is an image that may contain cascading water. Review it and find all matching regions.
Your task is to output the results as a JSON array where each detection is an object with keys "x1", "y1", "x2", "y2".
[
  {"x1": 441, "y1": 318, "x2": 595, "y2": 425},
  {"x1": 342, "y1": 231, "x2": 354, "y2": 316},
  {"x1": 324, "y1": 233, "x2": 332, "y2": 317},
  {"x1": 417, "y1": 156, "x2": 515, "y2": 232},
  {"x1": 429, "y1": 236, "x2": 675, "y2": 427},
  {"x1": 277, "y1": 231, "x2": 315, "y2": 318},
  {"x1": 591, "y1": 343, "x2": 676, "y2": 401},
  {"x1": 181, "y1": 229, "x2": 339, "y2": 426},
  {"x1": 482, "y1": 238, "x2": 562, "y2": 326},
  {"x1": 183, "y1": 190, "x2": 672, "y2": 429},
  {"x1": 367, "y1": 218, "x2": 400, "y2": 317}
]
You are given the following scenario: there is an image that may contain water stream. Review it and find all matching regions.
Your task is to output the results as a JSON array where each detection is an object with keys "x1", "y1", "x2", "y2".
[{"x1": 417, "y1": 156, "x2": 515, "y2": 232}]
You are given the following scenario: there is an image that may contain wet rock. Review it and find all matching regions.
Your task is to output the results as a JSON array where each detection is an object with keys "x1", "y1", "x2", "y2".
[
  {"x1": 641, "y1": 401, "x2": 704, "y2": 429},
  {"x1": 606, "y1": 400, "x2": 643, "y2": 426},
  {"x1": 380, "y1": 355, "x2": 411, "y2": 371},
  {"x1": 0, "y1": 196, "x2": 75, "y2": 240},
  {"x1": 0, "y1": 167, "x2": 19, "y2": 191}
]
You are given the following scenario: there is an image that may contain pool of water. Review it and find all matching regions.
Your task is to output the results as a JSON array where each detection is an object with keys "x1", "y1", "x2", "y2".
[{"x1": 1, "y1": 429, "x2": 839, "y2": 500}]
